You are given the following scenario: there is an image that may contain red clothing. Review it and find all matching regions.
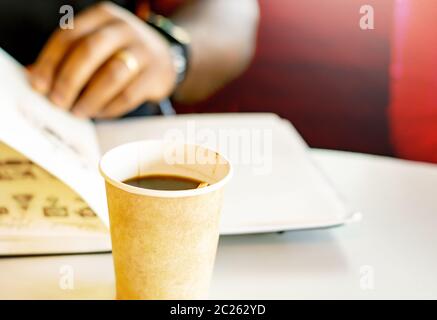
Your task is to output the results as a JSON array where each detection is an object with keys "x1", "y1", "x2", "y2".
[
  {"x1": 155, "y1": 0, "x2": 437, "y2": 163},
  {"x1": 389, "y1": 0, "x2": 437, "y2": 163},
  {"x1": 142, "y1": 0, "x2": 185, "y2": 16},
  {"x1": 151, "y1": 0, "x2": 185, "y2": 15},
  {"x1": 176, "y1": 0, "x2": 396, "y2": 156}
]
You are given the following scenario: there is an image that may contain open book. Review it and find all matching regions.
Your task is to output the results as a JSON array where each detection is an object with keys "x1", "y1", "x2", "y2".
[{"x1": 0, "y1": 49, "x2": 358, "y2": 255}]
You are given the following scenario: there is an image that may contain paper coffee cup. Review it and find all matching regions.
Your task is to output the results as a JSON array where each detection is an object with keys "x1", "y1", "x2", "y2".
[{"x1": 99, "y1": 140, "x2": 232, "y2": 300}]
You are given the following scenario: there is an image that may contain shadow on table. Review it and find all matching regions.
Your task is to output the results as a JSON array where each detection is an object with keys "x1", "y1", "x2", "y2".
[{"x1": 217, "y1": 229, "x2": 350, "y2": 275}]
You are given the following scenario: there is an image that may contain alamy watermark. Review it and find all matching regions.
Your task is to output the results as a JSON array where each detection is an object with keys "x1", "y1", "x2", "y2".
[
  {"x1": 359, "y1": 265, "x2": 375, "y2": 290},
  {"x1": 59, "y1": 264, "x2": 75, "y2": 290},
  {"x1": 59, "y1": 5, "x2": 74, "y2": 30},
  {"x1": 359, "y1": 4, "x2": 374, "y2": 30},
  {"x1": 161, "y1": 121, "x2": 273, "y2": 176}
]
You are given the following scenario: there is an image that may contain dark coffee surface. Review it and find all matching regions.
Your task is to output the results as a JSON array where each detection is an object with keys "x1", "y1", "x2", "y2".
[{"x1": 123, "y1": 174, "x2": 205, "y2": 191}]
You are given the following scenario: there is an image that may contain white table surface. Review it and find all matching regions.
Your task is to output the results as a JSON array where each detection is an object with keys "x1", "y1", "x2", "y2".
[{"x1": 1, "y1": 149, "x2": 437, "y2": 300}]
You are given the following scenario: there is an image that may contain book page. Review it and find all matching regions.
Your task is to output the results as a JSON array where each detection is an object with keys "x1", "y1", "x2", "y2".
[
  {"x1": 0, "y1": 48, "x2": 109, "y2": 227},
  {"x1": 0, "y1": 142, "x2": 110, "y2": 255}
]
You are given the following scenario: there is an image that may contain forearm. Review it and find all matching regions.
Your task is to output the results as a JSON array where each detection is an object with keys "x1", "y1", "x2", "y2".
[{"x1": 171, "y1": 0, "x2": 259, "y2": 104}]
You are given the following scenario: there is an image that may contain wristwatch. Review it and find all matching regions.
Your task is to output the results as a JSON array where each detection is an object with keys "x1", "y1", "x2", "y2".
[{"x1": 146, "y1": 13, "x2": 191, "y2": 86}]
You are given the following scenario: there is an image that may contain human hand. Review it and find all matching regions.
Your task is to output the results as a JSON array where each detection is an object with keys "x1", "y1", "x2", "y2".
[{"x1": 29, "y1": 2, "x2": 177, "y2": 118}]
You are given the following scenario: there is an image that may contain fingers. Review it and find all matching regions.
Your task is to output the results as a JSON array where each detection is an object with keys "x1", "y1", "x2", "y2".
[
  {"x1": 95, "y1": 71, "x2": 156, "y2": 119},
  {"x1": 95, "y1": 48, "x2": 176, "y2": 119},
  {"x1": 29, "y1": 2, "x2": 176, "y2": 119},
  {"x1": 50, "y1": 21, "x2": 138, "y2": 110},
  {"x1": 29, "y1": 2, "x2": 118, "y2": 94},
  {"x1": 72, "y1": 45, "x2": 148, "y2": 118}
]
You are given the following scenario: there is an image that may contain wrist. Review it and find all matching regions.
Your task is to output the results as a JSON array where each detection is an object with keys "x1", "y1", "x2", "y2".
[{"x1": 145, "y1": 13, "x2": 191, "y2": 90}]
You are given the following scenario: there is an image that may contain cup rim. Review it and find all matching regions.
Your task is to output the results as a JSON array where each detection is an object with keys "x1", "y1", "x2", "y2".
[{"x1": 99, "y1": 140, "x2": 233, "y2": 198}]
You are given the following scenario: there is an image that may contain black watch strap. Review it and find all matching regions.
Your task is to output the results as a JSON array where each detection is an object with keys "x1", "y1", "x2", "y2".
[{"x1": 146, "y1": 13, "x2": 191, "y2": 85}]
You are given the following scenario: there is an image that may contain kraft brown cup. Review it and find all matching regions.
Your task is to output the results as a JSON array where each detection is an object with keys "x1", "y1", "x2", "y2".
[{"x1": 99, "y1": 140, "x2": 232, "y2": 300}]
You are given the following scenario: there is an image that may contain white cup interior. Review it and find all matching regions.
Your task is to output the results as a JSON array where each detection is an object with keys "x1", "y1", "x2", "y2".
[{"x1": 99, "y1": 140, "x2": 232, "y2": 198}]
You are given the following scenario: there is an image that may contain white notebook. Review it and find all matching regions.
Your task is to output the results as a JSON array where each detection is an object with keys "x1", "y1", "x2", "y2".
[{"x1": 0, "y1": 48, "x2": 357, "y2": 255}]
